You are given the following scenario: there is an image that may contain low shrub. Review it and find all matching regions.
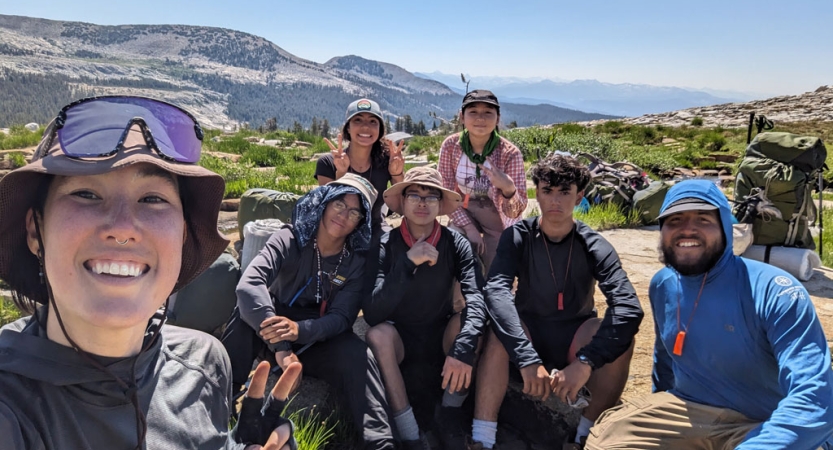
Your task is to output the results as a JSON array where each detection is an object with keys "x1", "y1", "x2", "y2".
[{"x1": 574, "y1": 203, "x2": 641, "y2": 231}]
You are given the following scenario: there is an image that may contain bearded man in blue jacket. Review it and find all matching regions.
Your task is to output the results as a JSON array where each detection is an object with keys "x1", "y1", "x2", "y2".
[{"x1": 587, "y1": 179, "x2": 833, "y2": 450}]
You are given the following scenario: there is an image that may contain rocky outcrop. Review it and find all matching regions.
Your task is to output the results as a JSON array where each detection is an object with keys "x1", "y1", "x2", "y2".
[{"x1": 585, "y1": 85, "x2": 833, "y2": 128}]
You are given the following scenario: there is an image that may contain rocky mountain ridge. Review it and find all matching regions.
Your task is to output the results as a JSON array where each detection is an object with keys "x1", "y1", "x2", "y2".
[
  {"x1": 609, "y1": 85, "x2": 833, "y2": 128},
  {"x1": 0, "y1": 15, "x2": 611, "y2": 129}
]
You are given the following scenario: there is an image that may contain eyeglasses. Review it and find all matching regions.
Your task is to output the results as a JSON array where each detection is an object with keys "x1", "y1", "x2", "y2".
[
  {"x1": 43, "y1": 96, "x2": 204, "y2": 163},
  {"x1": 404, "y1": 193, "x2": 441, "y2": 207},
  {"x1": 330, "y1": 200, "x2": 364, "y2": 223}
]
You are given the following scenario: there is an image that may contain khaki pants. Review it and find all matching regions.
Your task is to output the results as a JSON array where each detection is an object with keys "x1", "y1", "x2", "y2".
[
  {"x1": 449, "y1": 197, "x2": 504, "y2": 273},
  {"x1": 586, "y1": 392, "x2": 824, "y2": 450}
]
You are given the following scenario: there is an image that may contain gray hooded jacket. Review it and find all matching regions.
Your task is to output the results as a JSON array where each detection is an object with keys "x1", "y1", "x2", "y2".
[{"x1": 0, "y1": 313, "x2": 245, "y2": 450}]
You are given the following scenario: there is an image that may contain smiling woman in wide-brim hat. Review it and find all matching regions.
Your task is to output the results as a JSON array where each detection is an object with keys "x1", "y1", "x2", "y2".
[
  {"x1": 382, "y1": 166, "x2": 461, "y2": 217},
  {"x1": 0, "y1": 95, "x2": 298, "y2": 450}
]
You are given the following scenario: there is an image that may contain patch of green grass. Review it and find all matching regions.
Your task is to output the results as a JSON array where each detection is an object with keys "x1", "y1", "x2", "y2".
[
  {"x1": 691, "y1": 117, "x2": 704, "y2": 127},
  {"x1": 0, "y1": 125, "x2": 43, "y2": 150},
  {"x1": 574, "y1": 203, "x2": 641, "y2": 231},
  {"x1": 288, "y1": 405, "x2": 337, "y2": 450},
  {"x1": 1, "y1": 296, "x2": 22, "y2": 327},
  {"x1": 8, "y1": 152, "x2": 27, "y2": 168},
  {"x1": 526, "y1": 187, "x2": 536, "y2": 199}
]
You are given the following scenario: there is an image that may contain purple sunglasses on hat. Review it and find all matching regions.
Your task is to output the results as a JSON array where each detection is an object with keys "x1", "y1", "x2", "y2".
[{"x1": 45, "y1": 96, "x2": 204, "y2": 163}]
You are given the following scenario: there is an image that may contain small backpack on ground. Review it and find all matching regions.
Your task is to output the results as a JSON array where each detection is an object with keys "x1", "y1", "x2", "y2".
[
  {"x1": 733, "y1": 132, "x2": 827, "y2": 249},
  {"x1": 633, "y1": 180, "x2": 672, "y2": 225},
  {"x1": 167, "y1": 249, "x2": 240, "y2": 338},
  {"x1": 577, "y1": 153, "x2": 652, "y2": 214},
  {"x1": 237, "y1": 188, "x2": 300, "y2": 241}
]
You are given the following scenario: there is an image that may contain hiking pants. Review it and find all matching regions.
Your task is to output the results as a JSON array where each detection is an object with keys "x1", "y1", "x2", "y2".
[{"x1": 222, "y1": 311, "x2": 395, "y2": 450}]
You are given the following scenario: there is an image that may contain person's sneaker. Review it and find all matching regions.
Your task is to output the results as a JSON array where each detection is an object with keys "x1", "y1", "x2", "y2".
[
  {"x1": 432, "y1": 405, "x2": 466, "y2": 449},
  {"x1": 402, "y1": 432, "x2": 432, "y2": 450},
  {"x1": 464, "y1": 437, "x2": 496, "y2": 450}
]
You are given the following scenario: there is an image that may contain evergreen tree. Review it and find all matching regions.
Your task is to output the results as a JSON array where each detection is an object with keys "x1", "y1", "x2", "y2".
[
  {"x1": 508, "y1": 120, "x2": 518, "y2": 129},
  {"x1": 403, "y1": 115, "x2": 413, "y2": 134},
  {"x1": 292, "y1": 121, "x2": 303, "y2": 134},
  {"x1": 264, "y1": 117, "x2": 278, "y2": 132},
  {"x1": 321, "y1": 119, "x2": 330, "y2": 138},
  {"x1": 432, "y1": 121, "x2": 437, "y2": 131},
  {"x1": 384, "y1": 116, "x2": 392, "y2": 134},
  {"x1": 394, "y1": 117, "x2": 403, "y2": 132},
  {"x1": 310, "y1": 116, "x2": 320, "y2": 136}
]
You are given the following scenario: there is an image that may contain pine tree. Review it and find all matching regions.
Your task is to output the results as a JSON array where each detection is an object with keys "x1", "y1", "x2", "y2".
[
  {"x1": 292, "y1": 121, "x2": 303, "y2": 135},
  {"x1": 321, "y1": 119, "x2": 330, "y2": 138},
  {"x1": 403, "y1": 115, "x2": 413, "y2": 134},
  {"x1": 311, "y1": 116, "x2": 320, "y2": 136}
]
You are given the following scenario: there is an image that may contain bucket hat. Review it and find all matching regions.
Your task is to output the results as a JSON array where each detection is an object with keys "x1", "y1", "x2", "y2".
[
  {"x1": 0, "y1": 102, "x2": 228, "y2": 304},
  {"x1": 383, "y1": 166, "x2": 461, "y2": 216}
]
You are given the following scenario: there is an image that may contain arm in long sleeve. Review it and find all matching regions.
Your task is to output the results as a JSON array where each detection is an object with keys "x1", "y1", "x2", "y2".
[
  {"x1": 439, "y1": 135, "x2": 472, "y2": 228},
  {"x1": 494, "y1": 143, "x2": 527, "y2": 221},
  {"x1": 485, "y1": 226, "x2": 543, "y2": 368},
  {"x1": 448, "y1": 232, "x2": 488, "y2": 365},
  {"x1": 295, "y1": 260, "x2": 364, "y2": 344},
  {"x1": 579, "y1": 233, "x2": 644, "y2": 370},
  {"x1": 0, "y1": 402, "x2": 27, "y2": 450},
  {"x1": 236, "y1": 230, "x2": 290, "y2": 340},
  {"x1": 737, "y1": 281, "x2": 833, "y2": 450},
  {"x1": 364, "y1": 235, "x2": 417, "y2": 326},
  {"x1": 651, "y1": 317, "x2": 675, "y2": 392}
]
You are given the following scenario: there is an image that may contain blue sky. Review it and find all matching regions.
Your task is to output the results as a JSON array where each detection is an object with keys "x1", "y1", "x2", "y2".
[{"x1": 2, "y1": 0, "x2": 831, "y2": 96}]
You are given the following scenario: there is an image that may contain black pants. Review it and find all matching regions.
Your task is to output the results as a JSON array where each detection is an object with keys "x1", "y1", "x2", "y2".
[{"x1": 222, "y1": 310, "x2": 395, "y2": 450}]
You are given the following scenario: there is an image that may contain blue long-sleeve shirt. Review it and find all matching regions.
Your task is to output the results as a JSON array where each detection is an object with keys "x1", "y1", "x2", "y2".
[{"x1": 651, "y1": 180, "x2": 833, "y2": 450}]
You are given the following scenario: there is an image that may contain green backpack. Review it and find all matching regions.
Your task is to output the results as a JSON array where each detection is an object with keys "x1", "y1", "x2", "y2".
[
  {"x1": 633, "y1": 181, "x2": 672, "y2": 225},
  {"x1": 237, "y1": 188, "x2": 300, "y2": 241},
  {"x1": 577, "y1": 153, "x2": 652, "y2": 213},
  {"x1": 733, "y1": 132, "x2": 827, "y2": 249}
]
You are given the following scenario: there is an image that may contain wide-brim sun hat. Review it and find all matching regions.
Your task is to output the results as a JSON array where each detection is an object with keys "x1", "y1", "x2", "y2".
[
  {"x1": 383, "y1": 166, "x2": 461, "y2": 216},
  {"x1": 0, "y1": 119, "x2": 229, "y2": 304}
]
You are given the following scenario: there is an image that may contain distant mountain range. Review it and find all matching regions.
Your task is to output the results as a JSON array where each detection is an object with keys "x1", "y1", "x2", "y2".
[
  {"x1": 0, "y1": 15, "x2": 613, "y2": 129},
  {"x1": 415, "y1": 71, "x2": 759, "y2": 117}
]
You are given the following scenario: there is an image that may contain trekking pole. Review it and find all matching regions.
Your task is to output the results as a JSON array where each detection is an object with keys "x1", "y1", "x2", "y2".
[
  {"x1": 746, "y1": 112, "x2": 755, "y2": 144},
  {"x1": 819, "y1": 171, "x2": 824, "y2": 256}
]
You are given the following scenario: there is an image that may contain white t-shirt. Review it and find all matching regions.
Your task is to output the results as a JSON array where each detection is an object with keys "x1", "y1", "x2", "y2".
[{"x1": 455, "y1": 155, "x2": 492, "y2": 198}]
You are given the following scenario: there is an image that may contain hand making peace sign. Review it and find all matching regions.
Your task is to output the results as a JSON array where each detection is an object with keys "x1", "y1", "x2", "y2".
[
  {"x1": 324, "y1": 133, "x2": 351, "y2": 175},
  {"x1": 384, "y1": 138, "x2": 405, "y2": 176}
]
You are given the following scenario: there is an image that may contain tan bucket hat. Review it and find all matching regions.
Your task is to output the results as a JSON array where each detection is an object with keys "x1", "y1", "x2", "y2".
[
  {"x1": 0, "y1": 122, "x2": 229, "y2": 304},
  {"x1": 383, "y1": 166, "x2": 461, "y2": 216}
]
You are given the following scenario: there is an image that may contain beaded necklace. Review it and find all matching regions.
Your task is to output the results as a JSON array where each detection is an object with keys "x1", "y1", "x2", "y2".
[{"x1": 313, "y1": 239, "x2": 347, "y2": 305}]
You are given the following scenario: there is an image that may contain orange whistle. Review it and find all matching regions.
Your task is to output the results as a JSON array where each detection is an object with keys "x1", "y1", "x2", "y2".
[
  {"x1": 673, "y1": 331, "x2": 686, "y2": 356},
  {"x1": 463, "y1": 193, "x2": 470, "y2": 208},
  {"x1": 558, "y1": 292, "x2": 564, "y2": 310}
]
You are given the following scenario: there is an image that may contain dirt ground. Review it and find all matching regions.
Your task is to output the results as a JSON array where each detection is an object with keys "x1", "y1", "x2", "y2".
[{"x1": 597, "y1": 227, "x2": 833, "y2": 400}]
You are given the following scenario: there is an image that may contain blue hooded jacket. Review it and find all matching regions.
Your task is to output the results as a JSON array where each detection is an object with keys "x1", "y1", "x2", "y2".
[{"x1": 651, "y1": 180, "x2": 833, "y2": 449}]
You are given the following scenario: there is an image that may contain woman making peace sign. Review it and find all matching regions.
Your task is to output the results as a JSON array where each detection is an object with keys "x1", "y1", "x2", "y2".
[{"x1": 316, "y1": 98, "x2": 405, "y2": 232}]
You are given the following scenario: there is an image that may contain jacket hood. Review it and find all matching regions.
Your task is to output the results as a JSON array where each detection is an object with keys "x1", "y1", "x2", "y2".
[
  {"x1": 659, "y1": 180, "x2": 734, "y2": 275},
  {"x1": 0, "y1": 312, "x2": 162, "y2": 405}
]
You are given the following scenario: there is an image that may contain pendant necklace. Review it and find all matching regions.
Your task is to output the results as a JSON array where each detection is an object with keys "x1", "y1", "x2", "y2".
[
  {"x1": 673, "y1": 272, "x2": 708, "y2": 356},
  {"x1": 541, "y1": 224, "x2": 575, "y2": 311}
]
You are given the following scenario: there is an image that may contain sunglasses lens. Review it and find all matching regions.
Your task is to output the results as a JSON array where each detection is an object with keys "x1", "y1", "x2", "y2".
[{"x1": 56, "y1": 97, "x2": 201, "y2": 163}]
